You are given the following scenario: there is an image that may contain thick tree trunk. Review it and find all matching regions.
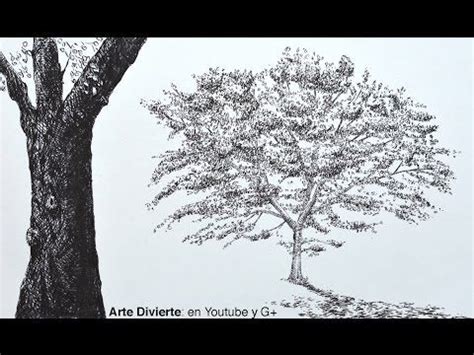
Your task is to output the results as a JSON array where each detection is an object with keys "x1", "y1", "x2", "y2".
[
  {"x1": 288, "y1": 228, "x2": 305, "y2": 284},
  {"x1": 16, "y1": 113, "x2": 105, "y2": 318},
  {"x1": 0, "y1": 37, "x2": 145, "y2": 318}
]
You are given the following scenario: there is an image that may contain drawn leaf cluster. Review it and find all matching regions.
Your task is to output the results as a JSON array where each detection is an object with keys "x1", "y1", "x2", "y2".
[
  {"x1": 0, "y1": 38, "x2": 104, "y2": 92},
  {"x1": 143, "y1": 47, "x2": 455, "y2": 254}
]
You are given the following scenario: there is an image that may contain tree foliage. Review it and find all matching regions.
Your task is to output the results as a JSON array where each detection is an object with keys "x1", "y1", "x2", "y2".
[
  {"x1": 143, "y1": 47, "x2": 456, "y2": 256},
  {"x1": 0, "y1": 38, "x2": 104, "y2": 92}
]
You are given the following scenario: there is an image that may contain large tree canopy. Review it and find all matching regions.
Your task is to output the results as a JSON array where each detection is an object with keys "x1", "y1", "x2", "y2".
[
  {"x1": 143, "y1": 48, "x2": 456, "y2": 271},
  {"x1": 143, "y1": 48, "x2": 455, "y2": 262},
  {"x1": 143, "y1": 47, "x2": 456, "y2": 281}
]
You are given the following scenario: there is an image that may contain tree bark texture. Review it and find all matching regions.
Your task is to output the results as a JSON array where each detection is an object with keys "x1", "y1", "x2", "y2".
[
  {"x1": 1, "y1": 37, "x2": 146, "y2": 318},
  {"x1": 288, "y1": 228, "x2": 304, "y2": 284},
  {"x1": 16, "y1": 110, "x2": 104, "y2": 317}
]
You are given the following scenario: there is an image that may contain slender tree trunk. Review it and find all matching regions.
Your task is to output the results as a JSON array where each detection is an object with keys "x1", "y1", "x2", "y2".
[
  {"x1": 16, "y1": 113, "x2": 104, "y2": 318},
  {"x1": 288, "y1": 228, "x2": 305, "y2": 284}
]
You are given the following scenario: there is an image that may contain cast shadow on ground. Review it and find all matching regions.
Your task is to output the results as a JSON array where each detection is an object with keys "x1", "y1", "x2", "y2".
[{"x1": 272, "y1": 280, "x2": 465, "y2": 319}]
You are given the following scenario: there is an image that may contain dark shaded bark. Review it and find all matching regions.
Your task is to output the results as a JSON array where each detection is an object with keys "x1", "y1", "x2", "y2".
[
  {"x1": 1, "y1": 37, "x2": 146, "y2": 318},
  {"x1": 16, "y1": 112, "x2": 104, "y2": 318},
  {"x1": 288, "y1": 228, "x2": 304, "y2": 284}
]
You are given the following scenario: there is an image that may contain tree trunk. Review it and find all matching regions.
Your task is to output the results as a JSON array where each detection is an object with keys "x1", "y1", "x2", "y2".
[
  {"x1": 0, "y1": 37, "x2": 145, "y2": 318},
  {"x1": 16, "y1": 113, "x2": 105, "y2": 318},
  {"x1": 288, "y1": 228, "x2": 305, "y2": 284}
]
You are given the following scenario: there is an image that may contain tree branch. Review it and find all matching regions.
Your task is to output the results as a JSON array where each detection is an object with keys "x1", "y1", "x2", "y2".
[
  {"x1": 244, "y1": 211, "x2": 263, "y2": 224},
  {"x1": 335, "y1": 115, "x2": 344, "y2": 134},
  {"x1": 392, "y1": 161, "x2": 403, "y2": 175},
  {"x1": 255, "y1": 209, "x2": 284, "y2": 219},
  {"x1": 60, "y1": 53, "x2": 71, "y2": 78},
  {"x1": 0, "y1": 51, "x2": 34, "y2": 116},
  {"x1": 63, "y1": 37, "x2": 146, "y2": 125},
  {"x1": 348, "y1": 131, "x2": 365, "y2": 142},
  {"x1": 33, "y1": 37, "x2": 63, "y2": 114},
  {"x1": 260, "y1": 173, "x2": 297, "y2": 228},
  {"x1": 268, "y1": 197, "x2": 297, "y2": 229},
  {"x1": 331, "y1": 91, "x2": 343, "y2": 105},
  {"x1": 297, "y1": 182, "x2": 320, "y2": 226},
  {"x1": 313, "y1": 174, "x2": 378, "y2": 213},
  {"x1": 391, "y1": 167, "x2": 431, "y2": 176},
  {"x1": 266, "y1": 221, "x2": 286, "y2": 232}
]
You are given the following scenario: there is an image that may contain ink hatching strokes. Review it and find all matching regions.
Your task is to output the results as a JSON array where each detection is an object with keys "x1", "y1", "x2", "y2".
[
  {"x1": 0, "y1": 37, "x2": 146, "y2": 318},
  {"x1": 0, "y1": 40, "x2": 461, "y2": 319},
  {"x1": 143, "y1": 47, "x2": 459, "y2": 318}
]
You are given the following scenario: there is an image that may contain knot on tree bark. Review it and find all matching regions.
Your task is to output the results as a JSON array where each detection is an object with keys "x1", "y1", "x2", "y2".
[
  {"x1": 45, "y1": 194, "x2": 58, "y2": 211},
  {"x1": 98, "y1": 95, "x2": 108, "y2": 105},
  {"x1": 26, "y1": 227, "x2": 40, "y2": 246}
]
